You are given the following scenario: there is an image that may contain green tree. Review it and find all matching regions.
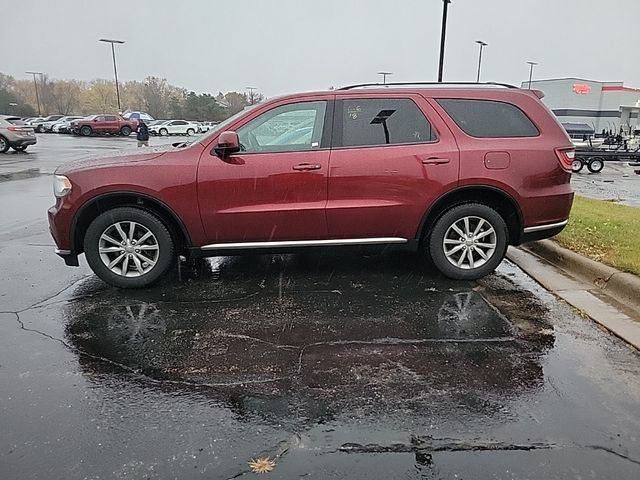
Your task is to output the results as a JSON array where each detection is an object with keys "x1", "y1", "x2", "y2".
[{"x1": 0, "y1": 73, "x2": 36, "y2": 116}]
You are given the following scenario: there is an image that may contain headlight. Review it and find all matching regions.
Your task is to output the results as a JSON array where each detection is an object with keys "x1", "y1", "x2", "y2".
[{"x1": 53, "y1": 175, "x2": 72, "y2": 198}]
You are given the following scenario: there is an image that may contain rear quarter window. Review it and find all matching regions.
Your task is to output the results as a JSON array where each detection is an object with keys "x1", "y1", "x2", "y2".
[{"x1": 437, "y1": 99, "x2": 539, "y2": 138}]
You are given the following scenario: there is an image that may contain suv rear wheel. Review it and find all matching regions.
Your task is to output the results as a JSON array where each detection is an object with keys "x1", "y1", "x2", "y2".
[
  {"x1": 428, "y1": 203, "x2": 508, "y2": 280},
  {"x1": 84, "y1": 207, "x2": 174, "y2": 288}
]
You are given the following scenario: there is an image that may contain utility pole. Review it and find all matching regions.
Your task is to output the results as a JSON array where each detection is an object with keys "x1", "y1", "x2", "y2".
[
  {"x1": 475, "y1": 40, "x2": 488, "y2": 83},
  {"x1": 99, "y1": 38, "x2": 125, "y2": 111},
  {"x1": 437, "y1": 0, "x2": 452, "y2": 82},
  {"x1": 377, "y1": 71, "x2": 393, "y2": 84},
  {"x1": 25, "y1": 71, "x2": 43, "y2": 116},
  {"x1": 526, "y1": 61, "x2": 538, "y2": 89}
]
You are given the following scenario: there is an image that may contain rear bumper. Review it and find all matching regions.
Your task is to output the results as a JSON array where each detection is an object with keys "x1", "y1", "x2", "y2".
[
  {"x1": 8, "y1": 137, "x2": 37, "y2": 147},
  {"x1": 520, "y1": 219, "x2": 568, "y2": 244}
]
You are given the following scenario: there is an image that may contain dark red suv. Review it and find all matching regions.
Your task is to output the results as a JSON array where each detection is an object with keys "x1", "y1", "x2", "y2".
[{"x1": 49, "y1": 83, "x2": 574, "y2": 288}]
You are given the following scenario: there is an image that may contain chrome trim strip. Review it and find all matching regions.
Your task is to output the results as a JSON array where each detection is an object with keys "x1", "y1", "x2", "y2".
[
  {"x1": 200, "y1": 237, "x2": 408, "y2": 251},
  {"x1": 55, "y1": 248, "x2": 72, "y2": 255},
  {"x1": 523, "y1": 220, "x2": 568, "y2": 233}
]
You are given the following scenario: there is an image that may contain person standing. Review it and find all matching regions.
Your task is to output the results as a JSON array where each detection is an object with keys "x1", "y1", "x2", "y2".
[{"x1": 137, "y1": 119, "x2": 150, "y2": 147}]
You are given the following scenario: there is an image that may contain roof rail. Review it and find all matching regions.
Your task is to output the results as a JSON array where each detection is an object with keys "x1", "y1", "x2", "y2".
[{"x1": 337, "y1": 81, "x2": 519, "y2": 90}]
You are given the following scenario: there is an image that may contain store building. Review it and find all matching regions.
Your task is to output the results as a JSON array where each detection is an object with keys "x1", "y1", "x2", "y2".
[{"x1": 521, "y1": 78, "x2": 640, "y2": 134}]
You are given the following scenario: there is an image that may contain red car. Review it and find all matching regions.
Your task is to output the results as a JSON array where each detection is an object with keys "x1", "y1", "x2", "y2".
[
  {"x1": 71, "y1": 114, "x2": 138, "y2": 137},
  {"x1": 49, "y1": 83, "x2": 574, "y2": 288}
]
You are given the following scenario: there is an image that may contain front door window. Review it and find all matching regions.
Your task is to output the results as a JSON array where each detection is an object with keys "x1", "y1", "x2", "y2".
[{"x1": 237, "y1": 101, "x2": 327, "y2": 153}]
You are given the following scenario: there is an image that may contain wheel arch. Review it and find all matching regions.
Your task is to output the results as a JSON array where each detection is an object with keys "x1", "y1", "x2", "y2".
[
  {"x1": 417, "y1": 186, "x2": 523, "y2": 246},
  {"x1": 72, "y1": 192, "x2": 192, "y2": 255}
]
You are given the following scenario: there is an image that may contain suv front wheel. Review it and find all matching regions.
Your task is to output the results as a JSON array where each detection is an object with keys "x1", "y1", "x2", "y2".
[
  {"x1": 84, "y1": 207, "x2": 175, "y2": 288},
  {"x1": 428, "y1": 203, "x2": 508, "y2": 280}
]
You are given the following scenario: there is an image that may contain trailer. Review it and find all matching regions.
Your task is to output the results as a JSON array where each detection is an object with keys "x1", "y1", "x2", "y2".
[{"x1": 572, "y1": 146, "x2": 640, "y2": 173}]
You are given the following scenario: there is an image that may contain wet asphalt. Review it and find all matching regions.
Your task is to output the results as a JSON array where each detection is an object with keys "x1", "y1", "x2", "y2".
[{"x1": 1, "y1": 135, "x2": 639, "y2": 479}]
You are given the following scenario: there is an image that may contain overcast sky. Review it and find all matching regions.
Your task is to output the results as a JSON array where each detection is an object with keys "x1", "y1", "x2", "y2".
[{"x1": 3, "y1": 0, "x2": 640, "y2": 97}]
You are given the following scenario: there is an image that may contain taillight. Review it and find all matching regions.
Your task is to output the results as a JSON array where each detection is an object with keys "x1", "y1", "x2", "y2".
[
  {"x1": 7, "y1": 127, "x2": 33, "y2": 133},
  {"x1": 555, "y1": 147, "x2": 575, "y2": 171}
]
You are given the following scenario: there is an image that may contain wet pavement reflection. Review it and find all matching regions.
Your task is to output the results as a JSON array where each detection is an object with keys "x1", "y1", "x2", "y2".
[{"x1": 64, "y1": 252, "x2": 550, "y2": 427}]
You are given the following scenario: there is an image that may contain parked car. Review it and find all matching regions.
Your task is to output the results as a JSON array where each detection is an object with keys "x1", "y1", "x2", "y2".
[
  {"x1": 0, "y1": 116, "x2": 37, "y2": 153},
  {"x1": 42, "y1": 115, "x2": 84, "y2": 133},
  {"x1": 26, "y1": 117, "x2": 46, "y2": 126},
  {"x1": 70, "y1": 115, "x2": 139, "y2": 136},
  {"x1": 48, "y1": 82, "x2": 575, "y2": 288},
  {"x1": 198, "y1": 121, "x2": 219, "y2": 133},
  {"x1": 52, "y1": 116, "x2": 85, "y2": 133},
  {"x1": 33, "y1": 115, "x2": 65, "y2": 132},
  {"x1": 149, "y1": 119, "x2": 199, "y2": 136}
]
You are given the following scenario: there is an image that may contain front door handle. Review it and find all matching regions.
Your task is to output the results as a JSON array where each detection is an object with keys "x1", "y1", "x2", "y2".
[
  {"x1": 421, "y1": 157, "x2": 450, "y2": 165},
  {"x1": 292, "y1": 163, "x2": 321, "y2": 171}
]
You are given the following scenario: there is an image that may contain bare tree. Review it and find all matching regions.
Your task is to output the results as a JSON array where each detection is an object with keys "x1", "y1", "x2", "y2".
[{"x1": 52, "y1": 80, "x2": 83, "y2": 114}]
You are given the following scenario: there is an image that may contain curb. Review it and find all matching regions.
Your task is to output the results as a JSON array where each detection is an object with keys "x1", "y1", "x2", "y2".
[
  {"x1": 522, "y1": 240, "x2": 640, "y2": 314},
  {"x1": 507, "y1": 241, "x2": 640, "y2": 350}
]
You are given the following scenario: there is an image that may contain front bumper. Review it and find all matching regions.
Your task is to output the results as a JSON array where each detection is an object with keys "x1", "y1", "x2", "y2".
[
  {"x1": 55, "y1": 248, "x2": 79, "y2": 266},
  {"x1": 48, "y1": 201, "x2": 79, "y2": 266}
]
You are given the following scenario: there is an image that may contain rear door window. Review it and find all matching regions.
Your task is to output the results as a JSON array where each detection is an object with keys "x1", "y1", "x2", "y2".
[
  {"x1": 338, "y1": 98, "x2": 436, "y2": 148},
  {"x1": 437, "y1": 99, "x2": 539, "y2": 138}
]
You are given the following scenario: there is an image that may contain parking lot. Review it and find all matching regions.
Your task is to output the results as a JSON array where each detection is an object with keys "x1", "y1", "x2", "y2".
[{"x1": 1, "y1": 135, "x2": 640, "y2": 479}]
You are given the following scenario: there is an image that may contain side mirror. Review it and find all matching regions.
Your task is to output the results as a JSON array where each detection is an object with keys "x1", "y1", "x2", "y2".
[{"x1": 214, "y1": 131, "x2": 241, "y2": 157}]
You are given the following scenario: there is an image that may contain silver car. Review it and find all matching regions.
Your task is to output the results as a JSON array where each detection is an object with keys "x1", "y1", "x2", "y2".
[{"x1": 0, "y1": 116, "x2": 37, "y2": 153}]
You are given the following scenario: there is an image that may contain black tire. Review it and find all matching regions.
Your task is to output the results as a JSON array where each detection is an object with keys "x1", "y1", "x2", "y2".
[
  {"x1": 428, "y1": 203, "x2": 508, "y2": 280},
  {"x1": 84, "y1": 207, "x2": 175, "y2": 288},
  {"x1": 80, "y1": 125, "x2": 93, "y2": 136},
  {"x1": 120, "y1": 126, "x2": 132, "y2": 136},
  {"x1": 36, "y1": 125, "x2": 44, "y2": 133},
  {"x1": 571, "y1": 159, "x2": 584, "y2": 173},
  {"x1": 0, "y1": 135, "x2": 9, "y2": 153},
  {"x1": 159, "y1": 128, "x2": 168, "y2": 136},
  {"x1": 587, "y1": 157, "x2": 604, "y2": 173},
  {"x1": 186, "y1": 128, "x2": 195, "y2": 136}
]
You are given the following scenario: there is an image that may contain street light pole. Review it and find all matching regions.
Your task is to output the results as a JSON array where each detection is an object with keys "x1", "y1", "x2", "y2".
[
  {"x1": 377, "y1": 71, "x2": 393, "y2": 84},
  {"x1": 475, "y1": 40, "x2": 487, "y2": 83},
  {"x1": 526, "y1": 61, "x2": 538, "y2": 89},
  {"x1": 437, "y1": 0, "x2": 452, "y2": 82},
  {"x1": 99, "y1": 38, "x2": 125, "y2": 111},
  {"x1": 25, "y1": 71, "x2": 43, "y2": 116}
]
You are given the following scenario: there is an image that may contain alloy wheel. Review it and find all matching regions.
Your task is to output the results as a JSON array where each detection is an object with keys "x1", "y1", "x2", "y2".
[
  {"x1": 442, "y1": 216, "x2": 497, "y2": 270},
  {"x1": 98, "y1": 221, "x2": 160, "y2": 277}
]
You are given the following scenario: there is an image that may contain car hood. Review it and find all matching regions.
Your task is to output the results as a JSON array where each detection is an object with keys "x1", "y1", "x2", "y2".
[{"x1": 55, "y1": 143, "x2": 192, "y2": 175}]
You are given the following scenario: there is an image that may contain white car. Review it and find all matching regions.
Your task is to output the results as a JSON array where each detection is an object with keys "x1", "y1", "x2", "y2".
[
  {"x1": 41, "y1": 115, "x2": 83, "y2": 133},
  {"x1": 198, "y1": 121, "x2": 219, "y2": 133},
  {"x1": 51, "y1": 116, "x2": 85, "y2": 133},
  {"x1": 149, "y1": 120, "x2": 199, "y2": 136}
]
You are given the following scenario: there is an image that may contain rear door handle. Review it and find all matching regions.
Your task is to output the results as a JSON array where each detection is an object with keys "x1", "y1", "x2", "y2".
[
  {"x1": 292, "y1": 163, "x2": 321, "y2": 171},
  {"x1": 421, "y1": 157, "x2": 450, "y2": 165}
]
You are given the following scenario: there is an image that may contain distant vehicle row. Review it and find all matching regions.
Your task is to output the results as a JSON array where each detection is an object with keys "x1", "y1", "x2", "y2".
[{"x1": 20, "y1": 115, "x2": 217, "y2": 136}]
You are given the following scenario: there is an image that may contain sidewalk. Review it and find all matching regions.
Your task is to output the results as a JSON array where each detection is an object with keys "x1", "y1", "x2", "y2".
[{"x1": 508, "y1": 241, "x2": 640, "y2": 350}]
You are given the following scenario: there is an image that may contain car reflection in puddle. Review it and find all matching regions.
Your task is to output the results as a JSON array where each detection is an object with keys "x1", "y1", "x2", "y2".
[{"x1": 64, "y1": 250, "x2": 553, "y2": 425}]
